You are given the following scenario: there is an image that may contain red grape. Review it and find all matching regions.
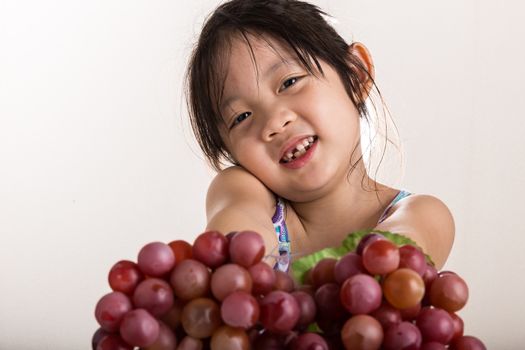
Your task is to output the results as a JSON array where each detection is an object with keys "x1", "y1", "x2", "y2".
[
  {"x1": 144, "y1": 321, "x2": 177, "y2": 350},
  {"x1": 341, "y1": 314, "x2": 383, "y2": 350},
  {"x1": 383, "y1": 268, "x2": 425, "y2": 309},
  {"x1": 369, "y1": 303, "x2": 402, "y2": 330},
  {"x1": 221, "y1": 291, "x2": 260, "y2": 329},
  {"x1": 356, "y1": 233, "x2": 387, "y2": 255},
  {"x1": 291, "y1": 291, "x2": 317, "y2": 329},
  {"x1": 120, "y1": 308, "x2": 160, "y2": 347},
  {"x1": 249, "y1": 262, "x2": 276, "y2": 296},
  {"x1": 259, "y1": 290, "x2": 300, "y2": 333},
  {"x1": 430, "y1": 273, "x2": 469, "y2": 312},
  {"x1": 210, "y1": 325, "x2": 250, "y2": 350},
  {"x1": 94, "y1": 291, "x2": 133, "y2": 332},
  {"x1": 422, "y1": 264, "x2": 438, "y2": 287},
  {"x1": 362, "y1": 239, "x2": 400, "y2": 275},
  {"x1": 192, "y1": 230, "x2": 229, "y2": 268},
  {"x1": 383, "y1": 321, "x2": 422, "y2": 350},
  {"x1": 96, "y1": 334, "x2": 133, "y2": 350},
  {"x1": 399, "y1": 302, "x2": 422, "y2": 322},
  {"x1": 177, "y1": 336, "x2": 203, "y2": 350},
  {"x1": 449, "y1": 335, "x2": 487, "y2": 350},
  {"x1": 229, "y1": 230, "x2": 265, "y2": 268},
  {"x1": 398, "y1": 245, "x2": 426, "y2": 276},
  {"x1": 168, "y1": 240, "x2": 193, "y2": 264},
  {"x1": 315, "y1": 283, "x2": 348, "y2": 321},
  {"x1": 211, "y1": 263, "x2": 252, "y2": 301},
  {"x1": 310, "y1": 258, "x2": 337, "y2": 288},
  {"x1": 138, "y1": 242, "x2": 176, "y2": 277},
  {"x1": 334, "y1": 252, "x2": 367, "y2": 284},
  {"x1": 181, "y1": 298, "x2": 222, "y2": 339},
  {"x1": 274, "y1": 269, "x2": 295, "y2": 292},
  {"x1": 416, "y1": 307, "x2": 454, "y2": 344},
  {"x1": 133, "y1": 278, "x2": 174, "y2": 317},
  {"x1": 340, "y1": 274, "x2": 382, "y2": 315},
  {"x1": 160, "y1": 299, "x2": 184, "y2": 330},
  {"x1": 449, "y1": 312, "x2": 464, "y2": 341},
  {"x1": 108, "y1": 260, "x2": 144, "y2": 295},
  {"x1": 170, "y1": 259, "x2": 210, "y2": 300},
  {"x1": 421, "y1": 342, "x2": 447, "y2": 350}
]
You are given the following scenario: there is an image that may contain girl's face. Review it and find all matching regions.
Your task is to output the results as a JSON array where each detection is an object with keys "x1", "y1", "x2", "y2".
[{"x1": 219, "y1": 35, "x2": 365, "y2": 202}]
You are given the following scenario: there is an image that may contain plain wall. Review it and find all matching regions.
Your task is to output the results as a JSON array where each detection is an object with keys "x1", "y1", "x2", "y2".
[{"x1": 1, "y1": 0, "x2": 524, "y2": 348}]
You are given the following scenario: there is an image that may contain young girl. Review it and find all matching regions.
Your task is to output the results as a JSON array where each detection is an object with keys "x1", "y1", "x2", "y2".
[{"x1": 185, "y1": 0, "x2": 455, "y2": 271}]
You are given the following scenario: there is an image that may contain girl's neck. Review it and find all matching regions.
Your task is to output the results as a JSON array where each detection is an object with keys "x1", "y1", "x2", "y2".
[{"x1": 289, "y1": 167, "x2": 395, "y2": 250}]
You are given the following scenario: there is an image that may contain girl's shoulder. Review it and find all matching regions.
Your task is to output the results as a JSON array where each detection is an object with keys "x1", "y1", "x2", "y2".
[{"x1": 207, "y1": 166, "x2": 275, "y2": 206}]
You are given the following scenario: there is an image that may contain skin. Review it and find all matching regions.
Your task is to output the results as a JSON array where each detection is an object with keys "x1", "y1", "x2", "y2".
[{"x1": 205, "y1": 33, "x2": 455, "y2": 269}]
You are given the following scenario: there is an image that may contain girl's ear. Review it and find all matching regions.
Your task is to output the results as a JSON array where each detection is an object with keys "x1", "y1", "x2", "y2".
[{"x1": 348, "y1": 42, "x2": 375, "y2": 100}]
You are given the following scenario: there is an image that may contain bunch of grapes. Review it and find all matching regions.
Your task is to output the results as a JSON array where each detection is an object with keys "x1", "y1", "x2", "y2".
[{"x1": 93, "y1": 230, "x2": 485, "y2": 350}]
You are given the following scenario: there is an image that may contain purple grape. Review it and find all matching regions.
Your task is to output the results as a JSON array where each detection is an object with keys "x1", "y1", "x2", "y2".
[
  {"x1": 290, "y1": 332, "x2": 328, "y2": 350},
  {"x1": 399, "y1": 245, "x2": 426, "y2": 276},
  {"x1": 383, "y1": 321, "x2": 422, "y2": 350},
  {"x1": 370, "y1": 303, "x2": 402, "y2": 330},
  {"x1": 416, "y1": 307, "x2": 454, "y2": 344},
  {"x1": 356, "y1": 233, "x2": 386, "y2": 255},
  {"x1": 310, "y1": 258, "x2": 337, "y2": 288},
  {"x1": 334, "y1": 252, "x2": 367, "y2": 284},
  {"x1": 252, "y1": 331, "x2": 286, "y2": 350},
  {"x1": 133, "y1": 278, "x2": 174, "y2": 317},
  {"x1": 421, "y1": 342, "x2": 447, "y2": 350},
  {"x1": 192, "y1": 230, "x2": 229, "y2": 268},
  {"x1": 291, "y1": 291, "x2": 316, "y2": 329},
  {"x1": 229, "y1": 230, "x2": 265, "y2": 268},
  {"x1": 94, "y1": 291, "x2": 133, "y2": 332},
  {"x1": 177, "y1": 336, "x2": 203, "y2": 350},
  {"x1": 249, "y1": 262, "x2": 276, "y2": 296},
  {"x1": 143, "y1": 321, "x2": 177, "y2": 350},
  {"x1": 96, "y1": 334, "x2": 132, "y2": 350},
  {"x1": 211, "y1": 263, "x2": 252, "y2": 301},
  {"x1": 221, "y1": 291, "x2": 260, "y2": 329},
  {"x1": 340, "y1": 274, "x2": 382, "y2": 315},
  {"x1": 259, "y1": 290, "x2": 300, "y2": 333},
  {"x1": 450, "y1": 336, "x2": 487, "y2": 350},
  {"x1": 91, "y1": 327, "x2": 109, "y2": 350},
  {"x1": 119, "y1": 308, "x2": 160, "y2": 347},
  {"x1": 137, "y1": 242, "x2": 175, "y2": 277}
]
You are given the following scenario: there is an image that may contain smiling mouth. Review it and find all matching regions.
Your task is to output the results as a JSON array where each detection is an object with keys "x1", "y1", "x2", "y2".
[{"x1": 280, "y1": 136, "x2": 318, "y2": 163}]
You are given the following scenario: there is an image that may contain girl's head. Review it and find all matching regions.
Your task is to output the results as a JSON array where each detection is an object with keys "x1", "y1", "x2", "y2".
[{"x1": 185, "y1": 0, "x2": 397, "y2": 197}]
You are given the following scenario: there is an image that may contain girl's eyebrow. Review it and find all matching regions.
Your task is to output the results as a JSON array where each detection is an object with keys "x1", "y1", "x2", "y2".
[{"x1": 220, "y1": 57, "x2": 300, "y2": 112}]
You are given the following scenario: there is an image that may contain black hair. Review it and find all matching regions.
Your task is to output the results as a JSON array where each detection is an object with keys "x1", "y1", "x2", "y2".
[{"x1": 185, "y1": 0, "x2": 400, "y2": 191}]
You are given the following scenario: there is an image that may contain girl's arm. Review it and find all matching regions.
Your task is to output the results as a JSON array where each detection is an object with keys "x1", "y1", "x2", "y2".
[
  {"x1": 204, "y1": 166, "x2": 279, "y2": 254},
  {"x1": 373, "y1": 194, "x2": 455, "y2": 270}
]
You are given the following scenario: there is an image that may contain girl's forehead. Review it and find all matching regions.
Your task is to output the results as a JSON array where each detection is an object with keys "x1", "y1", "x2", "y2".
[{"x1": 225, "y1": 34, "x2": 296, "y2": 75}]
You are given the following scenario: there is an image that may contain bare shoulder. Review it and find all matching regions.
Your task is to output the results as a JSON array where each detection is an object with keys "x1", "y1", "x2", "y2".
[
  {"x1": 205, "y1": 166, "x2": 278, "y2": 253},
  {"x1": 375, "y1": 194, "x2": 455, "y2": 269},
  {"x1": 206, "y1": 166, "x2": 276, "y2": 218}
]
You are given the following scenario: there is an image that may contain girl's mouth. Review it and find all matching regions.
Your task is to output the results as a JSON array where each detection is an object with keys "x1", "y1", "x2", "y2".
[
  {"x1": 279, "y1": 136, "x2": 318, "y2": 164},
  {"x1": 279, "y1": 136, "x2": 318, "y2": 169}
]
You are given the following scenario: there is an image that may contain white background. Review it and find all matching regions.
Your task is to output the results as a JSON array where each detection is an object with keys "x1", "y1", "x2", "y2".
[{"x1": 1, "y1": 0, "x2": 524, "y2": 348}]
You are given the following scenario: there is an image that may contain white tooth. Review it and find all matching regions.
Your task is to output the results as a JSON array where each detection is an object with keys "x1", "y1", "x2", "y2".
[
  {"x1": 286, "y1": 152, "x2": 293, "y2": 159},
  {"x1": 308, "y1": 136, "x2": 314, "y2": 142},
  {"x1": 302, "y1": 140, "x2": 310, "y2": 147},
  {"x1": 294, "y1": 149, "x2": 306, "y2": 158},
  {"x1": 296, "y1": 144, "x2": 305, "y2": 152}
]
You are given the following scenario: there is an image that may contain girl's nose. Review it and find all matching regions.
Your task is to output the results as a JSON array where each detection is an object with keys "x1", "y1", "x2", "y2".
[{"x1": 262, "y1": 108, "x2": 297, "y2": 141}]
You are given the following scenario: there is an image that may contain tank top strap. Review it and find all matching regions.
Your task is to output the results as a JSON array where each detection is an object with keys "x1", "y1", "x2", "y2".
[
  {"x1": 271, "y1": 196, "x2": 291, "y2": 272},
  {"x1": 377, "y1": 189, "x2": 413, "y2": 224}
]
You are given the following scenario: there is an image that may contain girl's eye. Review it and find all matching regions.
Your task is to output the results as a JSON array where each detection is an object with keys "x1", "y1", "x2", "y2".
[
  {"x1": 231, "y1": 111, "x2": 252, "y2": 128},
  {"x1": 280, "y1": 77, "x2": 299, "y2": 91}
]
